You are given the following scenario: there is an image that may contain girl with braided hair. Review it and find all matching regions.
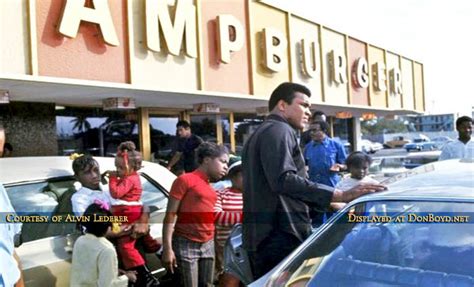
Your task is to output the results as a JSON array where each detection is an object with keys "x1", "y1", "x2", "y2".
[{"x1": 108, "y1": 141, "x2": 160, "y2": 286}]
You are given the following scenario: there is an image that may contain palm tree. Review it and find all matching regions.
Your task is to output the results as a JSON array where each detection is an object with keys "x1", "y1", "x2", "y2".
[{"x1": 70, "y1": 114, "x2": 91, "y2": 133}]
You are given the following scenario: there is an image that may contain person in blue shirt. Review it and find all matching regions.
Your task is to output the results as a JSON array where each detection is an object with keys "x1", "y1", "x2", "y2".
[
  {"x1": 304, "y1": 120, "x2": 347, "y2": 186},
  {"x1": 304, "y1": 120, "x2": 347, "y2": 226}
]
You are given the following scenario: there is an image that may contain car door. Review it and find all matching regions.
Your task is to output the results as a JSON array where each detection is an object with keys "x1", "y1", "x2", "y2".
[
  {"x1": 5, "y1": 180, "x2": 76, "y2": 287},
  {"x1": 7, "y1": 174, "x2": 169, "y2": 286},
  {"x1": 138, "y1": 173, "x2": 169, "y2": 276}
]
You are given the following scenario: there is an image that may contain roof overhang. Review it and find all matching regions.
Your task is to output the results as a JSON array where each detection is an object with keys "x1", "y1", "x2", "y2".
[{"x1": 0, "y1": 74, "x2": 422, "y2": 116}]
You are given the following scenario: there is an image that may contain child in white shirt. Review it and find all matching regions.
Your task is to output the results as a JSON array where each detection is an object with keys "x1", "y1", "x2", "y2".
[
  {"x1": 336, "y1": 152, "x2": 379, "y2": 191},
  {"x1": 70, "y1": 202, "x2": 136, "y2": 287}
]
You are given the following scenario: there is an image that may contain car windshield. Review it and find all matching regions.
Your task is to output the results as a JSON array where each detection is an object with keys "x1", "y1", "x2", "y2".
[{"x1": 269, "y1": 200, "x2": 474, "y2": 287}]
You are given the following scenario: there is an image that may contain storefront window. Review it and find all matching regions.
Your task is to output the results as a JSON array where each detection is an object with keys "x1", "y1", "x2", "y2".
[
  {"x1": 233, "y1": 113, "x2": 265, "y2": 155},
  {"x1": 190, "y1": 115, "x2": 217, "y2": 142},
  {"x1": 332, "y1": 117, "x2": 353, "y2": 154},
  {"x1": 56, "y1": 107, "x2": 138, "y2": 156},
  {"x1": 220, "y1": 114, "x2": 231, "y2": 149},
  {"x1": 190, "y1": 114, "x2": 231, "y2": 152},
  {"x1": 149, "y1": 115, "x2": 179, "y2": 165}
]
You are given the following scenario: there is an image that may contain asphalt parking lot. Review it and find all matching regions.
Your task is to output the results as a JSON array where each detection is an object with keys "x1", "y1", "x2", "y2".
[{"x1": 371, "y1": 148, "x2": 408, "y2": 158}]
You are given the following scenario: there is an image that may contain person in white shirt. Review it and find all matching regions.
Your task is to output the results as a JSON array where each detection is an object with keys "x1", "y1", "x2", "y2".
[
  {"x1": 439, "y1": 116, "x2": 472, "y2": 160},
  {"x1": 69, "y1": 154, "x2": 160, "y2": 286},
  {"x1": 70, "y1": 202, "x2": 135, "y2": 287},
  {"x1": 70, "y1": 154, "x2": 149, "y2": 236},
  {"x1": 336, "y1": 152, "x2": 379, "y2": 192}
]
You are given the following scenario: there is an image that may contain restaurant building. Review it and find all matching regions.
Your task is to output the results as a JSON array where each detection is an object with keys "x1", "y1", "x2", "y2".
[{"x1": 0, "y1": 0, "x2": 424, "y2": 161}]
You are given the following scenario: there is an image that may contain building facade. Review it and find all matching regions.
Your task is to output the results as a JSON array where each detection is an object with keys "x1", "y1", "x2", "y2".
[
  {"x1": 0, "y1": 0, "x2": 425, "y2": 159},
  {"x1": 407, "y1": 114, "x2": 455, "y2": 132}
]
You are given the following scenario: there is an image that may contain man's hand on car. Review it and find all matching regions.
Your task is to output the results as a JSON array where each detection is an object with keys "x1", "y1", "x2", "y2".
[{"x1": 332, "y1": 184, "x2": 387, "y2": 203}]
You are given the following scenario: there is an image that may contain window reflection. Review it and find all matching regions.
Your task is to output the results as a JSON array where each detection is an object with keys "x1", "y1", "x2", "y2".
[
  {"x1": 234, "y1": 114, "x2": 265, "y2": 156},
  {"x1": 149, "y1": 115, "x2": 179, "y2": 166},
  {"x1": 332, "y1": 117, "x2": 352, "y2": 154},
  {"x1": 270, "y1": 201, "x2": 474, "y2": 286},
  {"x1": 190, "y1": 115, "x2": 217, "y2": 142},
  {"x1": 56, "y1": 107, "x2": 137, "y2": 156}
]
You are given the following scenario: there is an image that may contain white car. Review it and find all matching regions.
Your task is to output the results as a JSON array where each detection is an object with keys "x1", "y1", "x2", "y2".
[
  {"x1": 360, "y1": 139, "x2": 384, "y2": 154},
  {"x1": 0, "y1": 157, "x2": 175, "y2": 287},
  {"x1": 226, "y1": 159, "x2": 474, "y2": 286}
]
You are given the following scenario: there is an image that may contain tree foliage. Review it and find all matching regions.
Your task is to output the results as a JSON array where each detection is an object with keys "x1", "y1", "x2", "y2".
[{"x1": 362, "y1": 118, "x2": 408, "y2": 135}]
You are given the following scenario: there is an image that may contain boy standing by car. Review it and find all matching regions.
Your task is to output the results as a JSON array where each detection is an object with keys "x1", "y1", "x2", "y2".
[
  {"x1": 336, "y1": 152, "x2": 379, "y2": 192},
  {"x1": 439, "y1": 116, "x2": 472, "y2": 160}
]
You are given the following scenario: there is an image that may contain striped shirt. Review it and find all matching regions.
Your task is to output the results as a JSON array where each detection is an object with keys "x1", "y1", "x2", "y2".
[{"x1": 214, "y1": 187, "x2": 243, "y2": 246}]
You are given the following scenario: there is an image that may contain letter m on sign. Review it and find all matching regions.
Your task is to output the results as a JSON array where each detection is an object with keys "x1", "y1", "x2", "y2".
[{"x1": 145, "y1": 0, "x2": 197, "y2": 58}]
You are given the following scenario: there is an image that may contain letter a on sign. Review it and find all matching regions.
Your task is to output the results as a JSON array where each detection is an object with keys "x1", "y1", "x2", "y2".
[{"x1": 59, "y1": 0, "x2": 119, "y2": 46}]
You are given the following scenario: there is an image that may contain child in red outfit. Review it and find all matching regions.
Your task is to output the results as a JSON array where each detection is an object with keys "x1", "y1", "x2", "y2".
[{"x1": 108, "y1": 141, "x2": 160, "y2": 287}]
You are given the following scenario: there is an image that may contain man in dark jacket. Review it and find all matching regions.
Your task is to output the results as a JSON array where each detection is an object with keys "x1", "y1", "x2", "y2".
[
  {"x1": 242, "y1": 82, "x2": 386, "y2": 279},
  {"x1": 167, "y1": 120, "x2": 203, "y2": 173}
]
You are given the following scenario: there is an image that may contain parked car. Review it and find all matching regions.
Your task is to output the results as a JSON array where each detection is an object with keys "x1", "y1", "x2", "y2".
[
  {"x1": 226, "y1": 159, "x2": 474, "y2": 286},
  {"x1": 404, "y1": 150, "x2": 441, "y2": 169},
  {"x1": 360, "y1": 139, "x2": 384, "y2": 154},
  {"x1": 0, "y1": 157, "x2": 175, "y2": 287},
  {"x1": 384, "y1": 136, "x2": 411, "y2": 149},
  {"x1": 403, "y1": 137, "x2": 437, "y2": 152},
  {"x1": 369, "y1": 155, "x2": 407, "y2": 181}
]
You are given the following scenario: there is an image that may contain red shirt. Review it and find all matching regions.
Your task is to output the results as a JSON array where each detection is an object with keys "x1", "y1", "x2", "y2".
[
  {"x1": 170, "y1": 170, "x2": 217, "y2": 242},
  {"x1": 109, "y1": 172, "x2": 142, "y2": 202}
]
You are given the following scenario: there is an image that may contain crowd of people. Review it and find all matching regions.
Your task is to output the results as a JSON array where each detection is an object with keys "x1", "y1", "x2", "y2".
[{"x1": 1, "y1": 82, "x2": 472, "y2": 287}]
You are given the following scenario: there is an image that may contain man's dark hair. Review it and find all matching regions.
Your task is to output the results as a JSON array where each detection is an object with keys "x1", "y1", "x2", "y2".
[
  {"x1": 196, "y1": 142, "x2": 228, "y2": 165},
  {"x1": 312, "y1": 110, "x2": 326, "y2": 122},
  {"x1": 176, "y1": 120, "x2": 191, "y2": 129},
  {"x1": 456, "y1": 116, "x2": 472, "y2": 129},
  {"x1": 81, "y1": 203, "x2": 112, "y2": 237},
  {"x1": 346, "y1": 151, "x2": 373, "y2": 169},
  {"x1": 72, "y1": 155, "x2": 99, "y2": 175},
  {"x1": 4, "y1": 142, "x2": 12, "y2": 152},
  {"x1": 268, "y1": 82, "x2": 311, "y2": 111},
  {"x1": 228, "y1": 165, "x2": 242, "y2": 178},
  {"x1": 311, "y1": 120, "x2": 329, "y2": 134}
]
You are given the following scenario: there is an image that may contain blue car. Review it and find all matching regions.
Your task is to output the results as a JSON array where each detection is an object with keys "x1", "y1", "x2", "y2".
[
  {"x1": 404, "y1": 138, "x2": 437, "y2": 152},
  {"x1": 226, "y1": 159, "x2": 474, "y2": 287},
  {"x1": 403, "y1": 151, "x2": 441, "y2": 169}
]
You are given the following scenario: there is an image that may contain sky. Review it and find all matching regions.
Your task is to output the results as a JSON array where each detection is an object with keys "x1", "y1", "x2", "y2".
[{"x1": 269, "y1": 0, "x2": 474, "y2": 116}]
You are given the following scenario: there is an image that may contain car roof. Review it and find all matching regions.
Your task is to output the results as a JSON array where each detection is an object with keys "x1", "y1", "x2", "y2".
[
  {"x1": 405, "y1": 150, "x2": 441, "y2": 158},
  {"x1": 0, "y1": 157, "x2": 175, "y2": 191},
  {"x1": 352, "y1": 159, "x2": 474, "y2": 203}
]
